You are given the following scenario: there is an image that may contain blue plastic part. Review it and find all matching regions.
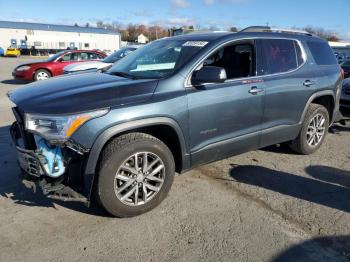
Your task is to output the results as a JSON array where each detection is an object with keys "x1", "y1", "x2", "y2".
[{"x1": 35, "y1": 137, "x2": 65, "y2": 177}]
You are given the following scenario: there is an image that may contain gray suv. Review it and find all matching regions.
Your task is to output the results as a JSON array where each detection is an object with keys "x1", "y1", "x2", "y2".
[{"x1": 8, "y1": 26, "x2": 342, "y2": 217}]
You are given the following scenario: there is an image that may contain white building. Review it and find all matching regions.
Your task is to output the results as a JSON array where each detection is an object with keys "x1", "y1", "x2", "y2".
[
  {"x1": 329, "y1": 41, "x2": 350, "y2": 47},
  {"x1": 0, "y1": 21, "x2": 120, "y2": 52},
  {"x1": 137, "y1": 34, "x2": 149, "y2": 44}
]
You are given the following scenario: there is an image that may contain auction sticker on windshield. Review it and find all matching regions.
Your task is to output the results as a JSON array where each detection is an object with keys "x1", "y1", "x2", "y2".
[{"x1": 182, "y1": 41, "x2": 208, "y2": 47}]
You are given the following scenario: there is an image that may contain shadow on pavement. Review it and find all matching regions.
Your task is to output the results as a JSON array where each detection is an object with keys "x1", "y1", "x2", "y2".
[
  {"x1": 273, "y1": 235, "x2": 350, "y2": 262},
  {"x1": 262, "y1": 122, "x2": 350, "y2": 154},
  {"x1": 306, "y1": 165, "x2": 350, "y2": 188},
  {"x1": 260, "y1": 143, "x2": 295, "y2": 154},
  {"x1": 1, "y1": 79, "x2": 30, "y2": 85},
  {"x1": 229, "y1": 165, "x2": 350, "y2": 213},
  {"x1": 0, "y1": 125, "x2": 112, "y2": 218},
  {"x1": 330, "y1": 123, "x2": 350, "y2": 133}
]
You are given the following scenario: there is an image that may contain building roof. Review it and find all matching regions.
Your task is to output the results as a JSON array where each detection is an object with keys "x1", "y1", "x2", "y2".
[
  {"x1": 0, "y1": 21, "x2": 119, "y2": 35},
  {"x1": 138, "y1": 34, "x2": 149, "y2": 40}
]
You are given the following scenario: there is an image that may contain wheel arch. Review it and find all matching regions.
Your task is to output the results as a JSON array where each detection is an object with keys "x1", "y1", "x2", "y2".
[
  {"x1": 32, "y1": 68, "x2": 53, "y2": 80},
  {"x1": 83, "y1": 117, "x2": 190, "y2": 202},
  {"x1": 312, "y1": 95, "x2": 335, "y2": 122},
  {"x1": 299, "y1": 91, "x2": 336, "y2": 124}
]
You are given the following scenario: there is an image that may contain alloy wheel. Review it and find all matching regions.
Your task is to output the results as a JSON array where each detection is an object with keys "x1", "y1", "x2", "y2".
[
  {"x1": 114, "y1": 152, "x2": 165, "y2": 206},
  {"x1": 306, "y1": 113, "x2": 326, "y2": 147},
  {"x1": 36, "y1": 71, "x2": 49, "y2": 80}
]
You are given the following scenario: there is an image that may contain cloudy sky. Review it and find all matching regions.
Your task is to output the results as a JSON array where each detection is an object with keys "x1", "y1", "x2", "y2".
[{"x1": 0, "y1": 0, "x2": 349, "y2": 39}]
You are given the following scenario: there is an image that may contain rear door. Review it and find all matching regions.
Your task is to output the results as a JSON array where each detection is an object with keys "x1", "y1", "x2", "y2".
[{"x1": 258, "y1": 38, "x2": 315, "y2": 146}]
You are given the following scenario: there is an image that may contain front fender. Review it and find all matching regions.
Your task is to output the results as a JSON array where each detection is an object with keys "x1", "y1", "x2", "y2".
[{"x1": 82, "y1": 117, "x2": 190, "y2": 202}]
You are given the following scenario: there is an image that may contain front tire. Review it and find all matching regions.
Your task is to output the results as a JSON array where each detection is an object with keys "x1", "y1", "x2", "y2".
[
  {"x1": 97, "y1": 133, "x2": 175, "y2": 217},
  {"x1": 290, "y1": 103, "x2": 329, "y2": 154},
  {"x1": 34, "y1": 69, "x2": 51, "y2": 81}
]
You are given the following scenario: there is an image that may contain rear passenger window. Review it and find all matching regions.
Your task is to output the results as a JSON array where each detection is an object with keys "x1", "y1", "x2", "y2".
[
  {"x1": 307, "y1": 41, "x2": 338, "y2": 65},
  {"x1": 80, "y1": 52, "x2": 89, "y2": 60},
  {"x1": 88, "y1": 53, "x2": 103, "y2": 60},
  {"x1": 261, "y1": 39, "x2": 303, "y2": 75}
]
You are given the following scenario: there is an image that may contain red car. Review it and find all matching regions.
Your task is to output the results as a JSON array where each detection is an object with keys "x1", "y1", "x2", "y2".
[{"x1": 12, "y1": 50, "x2": 106, "y2": 81}]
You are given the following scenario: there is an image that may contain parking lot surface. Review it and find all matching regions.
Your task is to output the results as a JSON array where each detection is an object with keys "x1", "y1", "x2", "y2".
[{"x1": 0, "y1": 57, "x2": 350, "y2": 262}]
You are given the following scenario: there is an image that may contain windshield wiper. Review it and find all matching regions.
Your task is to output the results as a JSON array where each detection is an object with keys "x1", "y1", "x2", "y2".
[{"x1": 109, "y1": 71, "x2": 138, "y2": 79}]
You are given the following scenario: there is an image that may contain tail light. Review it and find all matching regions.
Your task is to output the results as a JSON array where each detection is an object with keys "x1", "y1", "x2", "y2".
[{"x1": 341, "y1": 68, "x2": 345, "y2": 80}]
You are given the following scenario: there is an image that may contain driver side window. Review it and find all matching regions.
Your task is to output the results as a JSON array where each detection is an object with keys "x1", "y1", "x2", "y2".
[{"x1": 201, "y1": 42, "x2": 255, "y2": 80}]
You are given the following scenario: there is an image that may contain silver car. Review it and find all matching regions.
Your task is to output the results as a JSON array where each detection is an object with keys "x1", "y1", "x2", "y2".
[{"x1": 63, "y1": 46, "x2": 139, "y2": 74}]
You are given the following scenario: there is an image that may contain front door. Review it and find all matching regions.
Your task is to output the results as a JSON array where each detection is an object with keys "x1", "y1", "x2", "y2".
[
  {"x1": 54, "y1": 52, "x2": 80, "y2": 75},
  {"x1": 187, "y1": 40, "x2": 265, "y2": 166}
]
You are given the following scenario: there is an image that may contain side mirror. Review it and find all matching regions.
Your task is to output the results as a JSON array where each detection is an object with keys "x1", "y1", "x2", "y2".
[
  {"x1": 191, "y1": 66, "x2": 227, "y2": 86},
  {"x1": 57, "y1": 58, "x2": 63, "y2": 62}
]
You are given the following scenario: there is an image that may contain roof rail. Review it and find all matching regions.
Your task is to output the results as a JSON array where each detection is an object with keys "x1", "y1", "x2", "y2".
[{"x1": 239, "y1": 26, "x2": 313, "y2": 36}]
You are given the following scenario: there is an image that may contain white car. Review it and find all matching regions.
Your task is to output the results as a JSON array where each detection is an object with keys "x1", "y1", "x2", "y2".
[{"x1": 63, "y1": 46, "x2": 139, "y2": 74}]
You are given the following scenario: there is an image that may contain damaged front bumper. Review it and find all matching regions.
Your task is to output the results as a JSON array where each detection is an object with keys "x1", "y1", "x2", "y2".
[
  {"x1": 11, "y1": 129, "x2": 65, "y2": 178},
  {"x1": 10, "y1": 120, "x2": 89, "y2": 204}
]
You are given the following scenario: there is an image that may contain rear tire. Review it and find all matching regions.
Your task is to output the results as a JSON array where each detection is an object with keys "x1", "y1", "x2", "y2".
[
  {"x1": 97, "y1": 133, "x2": 175, "y2": 217},
  {"x1": 34, "y1": 69, "x2": 51, "y2": 81},
  {"x1": 289, "y1": 103, "x2": 329, "y2": 154}
]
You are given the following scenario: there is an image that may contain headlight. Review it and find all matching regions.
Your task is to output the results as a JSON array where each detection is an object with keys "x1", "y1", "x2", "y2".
[
  {"x1": 25, "y1": 109, "x2": 109, "y2": 141},
  {"x1": 16, "y1": 66, "x2": 31, "y2": 71}
]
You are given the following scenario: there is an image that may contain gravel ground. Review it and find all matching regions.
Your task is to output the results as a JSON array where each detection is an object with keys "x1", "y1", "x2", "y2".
[{"x1": 0, "y1": 57, "x2": 349, "y2": 262}]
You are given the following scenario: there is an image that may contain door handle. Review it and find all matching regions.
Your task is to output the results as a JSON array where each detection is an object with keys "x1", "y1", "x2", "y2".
[
  {"x1": 248, "y1": 86, "x2": 264, "y2": 95},
  {"x1": 303, "y1": 80, "x2": 316, "y2": 87}
]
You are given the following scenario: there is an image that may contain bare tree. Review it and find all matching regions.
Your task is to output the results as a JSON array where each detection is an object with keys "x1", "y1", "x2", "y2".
[
  {"x1": 303, "y1": 26, "x2": 339, "y2": 42},
  {"x1": 209, "y1": 25, "x2": 219, "y2": 31},
  {"x1": 229, "y1": 26, "x2": 238, "y2": 32},
  {"x1": 96, "y1": 21, "x2": 104, "y2": 28}
]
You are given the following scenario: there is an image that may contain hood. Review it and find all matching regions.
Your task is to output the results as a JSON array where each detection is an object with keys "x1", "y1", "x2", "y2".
[
  {"x1": 15, "y1": 61, "x2": 47, "y2": 69},
  {"x1": 64, "y1": 61, "x2": 110, "y2": 72},
  {"x1": 8, "y1": 72, "x2": 159, "y2": 114}
]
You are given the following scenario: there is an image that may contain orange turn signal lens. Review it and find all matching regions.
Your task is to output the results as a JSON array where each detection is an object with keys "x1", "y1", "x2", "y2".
[{"x1": 65, "y1": 116, "x2": 91, "y2": 138}]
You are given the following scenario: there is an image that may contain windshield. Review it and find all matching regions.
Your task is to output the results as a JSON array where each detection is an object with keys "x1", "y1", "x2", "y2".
[
  {"x1": 46, "y1": 51, "x2": 66, "y2": 62},
  {"x1": 107, "y1": 39, "x2": 209, "y2": 79},
  {"x1": 103, "y1": 48, "x2": 135, "y2": 63}
]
